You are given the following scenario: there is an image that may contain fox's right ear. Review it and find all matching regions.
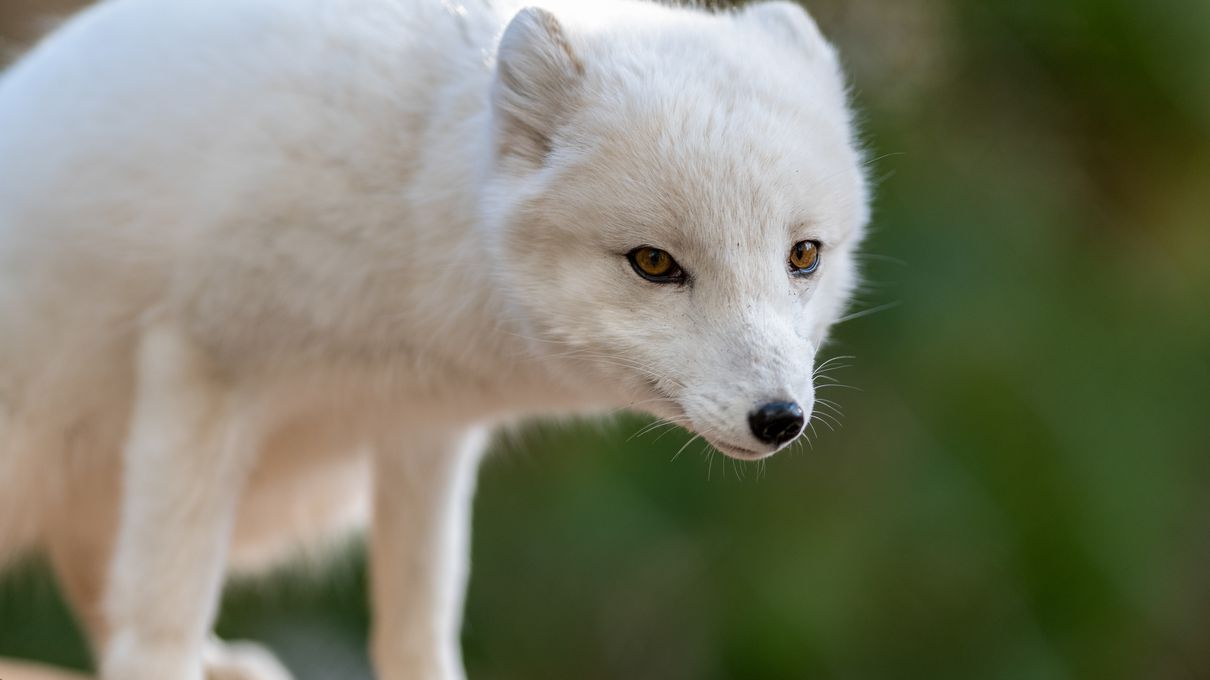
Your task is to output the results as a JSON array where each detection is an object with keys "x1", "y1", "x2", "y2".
[
  {"x1": 492, "y1": 7, "x2": 584, "y2": 163},
  {"x1": 742, "y1": 2, "x2": 836, "y2": 62}
]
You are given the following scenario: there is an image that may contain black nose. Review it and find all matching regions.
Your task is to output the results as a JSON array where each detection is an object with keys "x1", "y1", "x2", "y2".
[{"x1": 748, "y1": 401, "x2": 805, "y2": 446}]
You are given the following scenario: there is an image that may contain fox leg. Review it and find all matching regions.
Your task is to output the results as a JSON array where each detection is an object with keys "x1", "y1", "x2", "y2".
[
  {"x1": 97, "y1": 325, "x2": 266, "y2": 680},
  {"x1": 371, "y1": 426, "x2": 488, "y2": 680}
]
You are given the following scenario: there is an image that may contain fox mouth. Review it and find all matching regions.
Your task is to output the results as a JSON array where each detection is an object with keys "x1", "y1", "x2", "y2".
[
  {"x1": 710, "y1": 439, "x2": 776, "y2": 461},
  {"x1": 637, "y1": 381, "x2": 787, "y2": 461}
]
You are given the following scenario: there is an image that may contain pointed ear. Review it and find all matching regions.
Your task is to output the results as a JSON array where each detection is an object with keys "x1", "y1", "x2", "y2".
[
  {"x1": 492, "y1": 7, "x2": 585, "y2": 163},
  {"x1": 742, "y1": 2, "x2": 835, "y2": 61}
]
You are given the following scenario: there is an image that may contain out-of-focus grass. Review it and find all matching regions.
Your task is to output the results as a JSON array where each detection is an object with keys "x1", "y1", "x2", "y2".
[{"x1": 2, "y1": 1, "x2": 1208, "y2": 678}]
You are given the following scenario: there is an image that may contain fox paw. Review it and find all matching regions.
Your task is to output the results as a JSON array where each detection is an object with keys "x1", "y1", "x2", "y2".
[{"x1": 204, "y1": 639, "x2": 294, "y2": 680}]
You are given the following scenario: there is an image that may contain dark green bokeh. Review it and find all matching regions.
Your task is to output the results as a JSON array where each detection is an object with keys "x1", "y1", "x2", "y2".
[{"x1": 2, "y1": 1, "x2": 1208, "y2": 678}]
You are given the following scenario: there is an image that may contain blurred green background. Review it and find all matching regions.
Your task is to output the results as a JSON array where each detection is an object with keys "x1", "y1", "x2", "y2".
[{"x1": 2, "y1": 0, "x2": 1208, "y2": 678}]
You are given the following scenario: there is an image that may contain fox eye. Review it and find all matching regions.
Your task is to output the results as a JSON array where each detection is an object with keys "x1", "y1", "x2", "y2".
[
  {"x1": 789, "y1": 240, "x2": 821, "y2": 275},
  {"x1": 628, "y1": 246, "x2": 685, "y2": 284}
]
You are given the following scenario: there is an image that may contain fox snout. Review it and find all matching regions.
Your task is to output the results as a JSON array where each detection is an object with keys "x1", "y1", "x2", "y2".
[
  {"x1": 678, "y1": 377, "x2": 815, "y2": 460},
  {"x1": 748, "y1": 400, "x2": 806, "y2": 447}
]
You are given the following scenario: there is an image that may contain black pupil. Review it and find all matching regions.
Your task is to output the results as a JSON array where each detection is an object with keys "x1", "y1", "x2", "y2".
[{"x1": 646, "y1": 251, "x2": 665, "y2": 270}]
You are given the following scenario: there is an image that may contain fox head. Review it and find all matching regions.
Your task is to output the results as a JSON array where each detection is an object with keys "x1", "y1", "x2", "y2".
[{"x1": 481, "y1": 1, "x2": 868, "y2": 459}]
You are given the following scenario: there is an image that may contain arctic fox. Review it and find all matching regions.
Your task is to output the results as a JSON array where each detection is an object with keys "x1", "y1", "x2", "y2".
[{"x1": 0, "y1": 0, "x2": 868, "y2": 678}]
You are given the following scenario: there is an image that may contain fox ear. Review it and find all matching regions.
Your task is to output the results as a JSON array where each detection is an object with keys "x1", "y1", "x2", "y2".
[
  {"x1": 742, "y1": 2, "x2": 835, "y2": 60},
  {"x1": 493, "y1": 7, "x2": 584, "y2": 163}
]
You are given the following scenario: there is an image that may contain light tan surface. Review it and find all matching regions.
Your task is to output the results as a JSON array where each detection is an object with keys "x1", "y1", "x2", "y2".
[{"x1": 0, "y1": 659, "x2": 89, "y2": 680}]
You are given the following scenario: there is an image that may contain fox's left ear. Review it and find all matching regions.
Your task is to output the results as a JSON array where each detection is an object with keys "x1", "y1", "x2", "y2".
[
  {"x1": 742, "y1": 2, "x2": 836, "y2": 61},
  {"x1": 493, "y1": 7, "x2": 585, "y2": 164}
]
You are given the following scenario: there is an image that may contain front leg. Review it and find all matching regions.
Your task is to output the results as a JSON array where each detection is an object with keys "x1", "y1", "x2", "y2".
[
  {"x1": 100, "y1": 326, "x2": 259, "y2": 680},
  {"x1": 371, "y1": 427, "x2": 489, "y2": 680}
]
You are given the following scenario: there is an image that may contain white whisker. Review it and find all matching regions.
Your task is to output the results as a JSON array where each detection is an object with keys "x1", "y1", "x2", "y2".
[{"x1": 837, "y1": 301, "x2": 901, "y2": 324}]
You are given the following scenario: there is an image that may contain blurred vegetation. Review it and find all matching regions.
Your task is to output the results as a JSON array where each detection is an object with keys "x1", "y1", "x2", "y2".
[{"x1": 2, "y1": 0, "x2": 1209, "y2": 678}]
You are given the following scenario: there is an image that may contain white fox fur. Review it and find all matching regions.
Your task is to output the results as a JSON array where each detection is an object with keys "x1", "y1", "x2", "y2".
[{"x1": 0, "y1": 0, "x2": 868, "y2": 678}]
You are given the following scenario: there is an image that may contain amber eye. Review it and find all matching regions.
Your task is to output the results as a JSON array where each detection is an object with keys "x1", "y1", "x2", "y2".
[
  {"x1": 627, "y1": 246, "x2": 685, "y2": 283},
  {"x1": 789, "y1": 240, "x2": 822, "y2": 275}
]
